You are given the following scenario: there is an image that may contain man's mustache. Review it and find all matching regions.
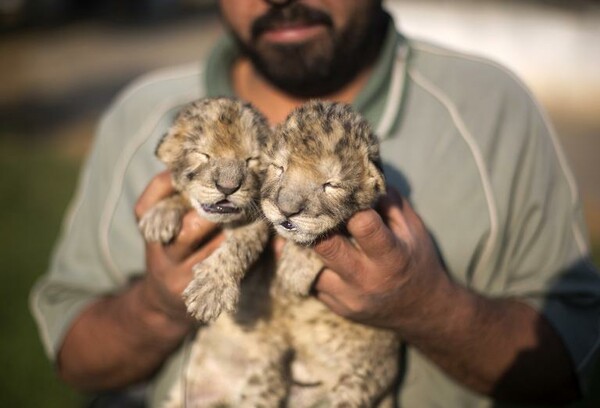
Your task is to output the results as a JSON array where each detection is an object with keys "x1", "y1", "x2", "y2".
[{"x1": 251, "y1": 3, "x2": 333, "y2": 40}]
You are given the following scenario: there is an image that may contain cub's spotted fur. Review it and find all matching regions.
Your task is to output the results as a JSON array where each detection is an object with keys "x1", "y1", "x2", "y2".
[
  {"x1": 158, "y1": 100, "x2": 399, "y2": 407},
  {"x1": 139, "y1": 97, "x2": 270, "y2": 322},
  {"x1": 262, "y1": 100, "x2": 386, "y2": 294},
  {"x1": 259, "y1": 101, "x2": 400, "y2": 406}
]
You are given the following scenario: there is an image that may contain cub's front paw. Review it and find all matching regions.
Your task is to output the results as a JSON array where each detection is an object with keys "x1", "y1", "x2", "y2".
[
  {"x1": 138, "y1": 202, "x2": 184, "y2": 244},
  {"x1": 182, "y1": 263, "x2": 240, "y2": 322},
  {"x1": 277, "y1": 255, "x2": 323, "y2": 297},
  {"x1": 276, "y1": 265, "x2": 314, "y2": 297}
]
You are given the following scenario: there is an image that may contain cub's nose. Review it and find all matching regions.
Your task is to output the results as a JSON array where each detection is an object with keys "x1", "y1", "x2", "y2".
[
  {"x1": 216, "y1": 182, "x2": 240, "y2": 196},
  {"x1": 277, "y1": 189, "x2": 306, "y2": 218},
  {"x1": 279, "y1": 206, "x2": 303, "y2": 219}
]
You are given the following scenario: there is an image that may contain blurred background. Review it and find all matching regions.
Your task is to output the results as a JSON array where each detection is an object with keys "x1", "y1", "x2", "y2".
[{"x1": 0, "y1": 0, "x2": 598, "y2": 406}]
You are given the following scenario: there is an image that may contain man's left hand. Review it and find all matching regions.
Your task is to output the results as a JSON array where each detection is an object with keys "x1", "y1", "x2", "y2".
[{"x1": 313, "y1": 188, "x2": 453, "y2": 331}]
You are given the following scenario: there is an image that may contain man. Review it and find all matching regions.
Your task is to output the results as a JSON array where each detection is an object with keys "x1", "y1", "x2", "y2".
[{"x1": 31, "y1": 0, "x2": 600, "y2": 406}]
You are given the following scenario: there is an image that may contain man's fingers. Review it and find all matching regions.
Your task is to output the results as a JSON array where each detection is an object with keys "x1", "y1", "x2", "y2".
[
  {"x1": 377, "y1": 187, "x2": 413, "y2": 238},
  {"x1": 314, "y1": 234, "x2": 360, "y2": 281},
  {"x1": 134, "y1": 171, "x2": 174, "y2": 220},
  {"x1": 164, "y1": 211, "x2": 220, "y2": 262},
  {"x1": 145, "y1": 241, "x2": 170, "y2": 271},
  {"x1": 271, "y1": 236, "x2": 286, "y2": 260},
  {"x1": 346, "y1": 209, "x2": 398, "y2": 258},
  {"x1": 315, "y1": 290, "x2": 346, "y2": 316},
  {"x1": 379, "y1": 187, "x2": 431, "y2": 252},
  {"x1": 145, "y1": 231, "x2": 224, "y2": 296},
  {"x1": 184, "y1": 233, "x2": 225, "y2": 270},
  {"x1": 314, "y1": 267, "x2": 346, "y2": 294},
  {"x1": 315, "y1": 269, "x2": 369, "y2": 319}
]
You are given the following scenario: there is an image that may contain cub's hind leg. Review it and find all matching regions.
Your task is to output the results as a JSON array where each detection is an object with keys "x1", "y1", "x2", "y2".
[
  {"x1": 327, "y1": 323, "x2": 399, "y2": 408},
  {"x1": 235, "y1": 331, "x2": 291, "y2": 408},
  {"x1": 291, "y1": 300, "x2": 400, "y2": 408}
]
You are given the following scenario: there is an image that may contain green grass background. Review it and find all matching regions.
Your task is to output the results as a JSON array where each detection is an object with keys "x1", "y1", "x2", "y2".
[
  {"x1": 0, "y1": 137, "x2": 598, "y2": 407},
  {"x1": 0, "y1": 139, "x2": 83, "y2": 407}
]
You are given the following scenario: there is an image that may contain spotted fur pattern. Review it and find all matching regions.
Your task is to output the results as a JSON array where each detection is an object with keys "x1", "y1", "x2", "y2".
[
  {"x1": 261, "y1": 100, "x2": 385, "y2": 293},
  {"x1": 160, "y1": 101, "x2": 399, "y2": 407},
  {"x1": 257, "y1": 101, "x2": 399, "y2": 406},
  {"x1": 139, "y1": 97, "x2": 270, "y2": 322}
]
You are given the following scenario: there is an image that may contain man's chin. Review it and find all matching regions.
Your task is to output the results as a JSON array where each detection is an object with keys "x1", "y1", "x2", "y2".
[{"x1": 250, "y1": 49, "x2": 343, "y2": 97}]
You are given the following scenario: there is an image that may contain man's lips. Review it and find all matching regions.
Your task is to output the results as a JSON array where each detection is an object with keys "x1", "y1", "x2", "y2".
[
  {"x1": 260, "y1": 23, "x2": 326, "y2": 43},
  {"x1": 251, "y1": 3, "x2": 333, "y2": 42},
  {"x1": 201, "y1": 200, "x2": 241, "y2": 214}
]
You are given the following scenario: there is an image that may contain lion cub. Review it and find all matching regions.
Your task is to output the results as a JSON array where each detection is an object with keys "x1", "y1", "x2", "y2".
[
  {"x1": 263, "y1": 100, "x2": 387, "y2": 295},
  {"x1": 259, "y1": 101, "x2": 400, "y2": 407},
  {"x1": 150, "y1": 100, "x2": 398, "y2": 407},
  {"x1": 139, "y1": 97, "x2": 270, "y2": 322}
]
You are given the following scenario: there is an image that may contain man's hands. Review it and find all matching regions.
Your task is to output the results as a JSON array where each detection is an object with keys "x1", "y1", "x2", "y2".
[
  {"x1": 134, "y1": 171, "x2": 224, "y2": 325},
  {"x1": 312, "y1": 188, "x2": 579, "y2": 404},
  {"x1": 135, "y1": 175, "x2": 448, "y2": 334},
  {"x1": 58, "y1": 171, "x2": 225, "y2": 390},
  {"x1": 313, "y1": 188, "x2": 454, "y2": 332}
]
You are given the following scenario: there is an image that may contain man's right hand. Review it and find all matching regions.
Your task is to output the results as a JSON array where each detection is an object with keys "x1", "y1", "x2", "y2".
[
  {"x1": 58, "y1": 171, "x2": 225, "y2": 391},
  {"x1": 134, "y1": 170, "x2": 225, "y2": 325}
]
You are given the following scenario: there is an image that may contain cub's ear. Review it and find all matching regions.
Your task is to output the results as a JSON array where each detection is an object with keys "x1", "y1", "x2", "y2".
[
  {"x1": 366, "y1": 159, "x2": 386, "y2": 196},
  {"x1": 155, "y1": 129, "x2": 182, "y2": 166}
]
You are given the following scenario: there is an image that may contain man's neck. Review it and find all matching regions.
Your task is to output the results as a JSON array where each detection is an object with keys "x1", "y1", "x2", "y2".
[{"x1": 232, "y1": 57, "x2": 373, "y2": 126}]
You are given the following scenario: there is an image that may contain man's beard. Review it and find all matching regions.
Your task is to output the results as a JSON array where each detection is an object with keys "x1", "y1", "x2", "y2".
[{"x1": 226, "y1": 3, "x2": 386, "y2": 97}]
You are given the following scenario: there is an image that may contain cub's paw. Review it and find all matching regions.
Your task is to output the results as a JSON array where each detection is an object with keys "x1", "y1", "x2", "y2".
[
  {"x1": 138, "y1": 202, "x2": 184, "y2": 244},
  {"x1": 182, "y1": 263, "x2": 240, "y2": 322},
  {"x1": 277, "y1": 256, "x2": 323, "y2": 297},
  {"x1": 276, "y1": 266, "x2": 314, "y2": 297}
]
